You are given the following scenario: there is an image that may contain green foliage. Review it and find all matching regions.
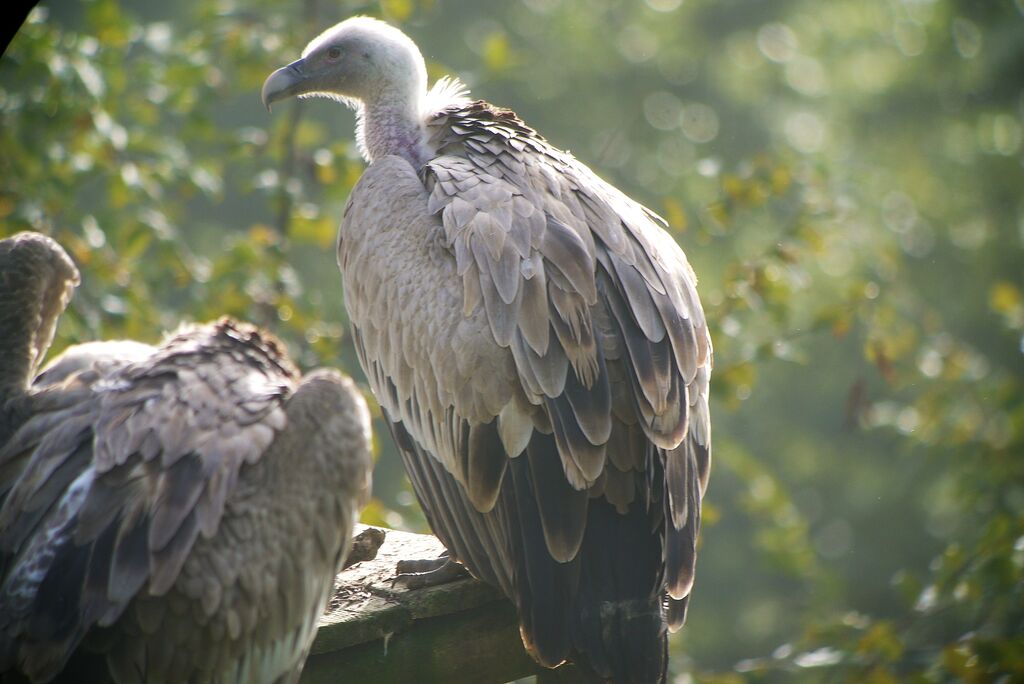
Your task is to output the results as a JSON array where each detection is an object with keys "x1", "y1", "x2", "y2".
[{"x1": 2, "y1": 0, "x2": 1021, "y2": 681}]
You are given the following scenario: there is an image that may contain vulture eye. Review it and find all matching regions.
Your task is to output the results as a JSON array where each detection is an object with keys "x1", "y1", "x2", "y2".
[{"x1": 327, "y1": 47, "x2": 342, "y2": 59}]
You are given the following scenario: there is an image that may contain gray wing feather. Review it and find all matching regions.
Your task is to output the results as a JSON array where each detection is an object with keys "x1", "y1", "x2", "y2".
[
  {"x1": 424, "y1": 105, "x2": 709, "y2": 453},
  {"x1": 84, "y1": 326, "x2": 290, "y2": 598},
  {"x1": 425, "y1": 103, "x2": 713, "y2": 617}
]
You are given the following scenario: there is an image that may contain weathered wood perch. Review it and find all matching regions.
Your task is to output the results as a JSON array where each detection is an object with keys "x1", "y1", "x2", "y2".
[{"x1": 301, "y1": 526, "x2": 591, "y2": 684}]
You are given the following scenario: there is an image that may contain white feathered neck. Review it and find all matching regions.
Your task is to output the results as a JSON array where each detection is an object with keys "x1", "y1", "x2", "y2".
[
  {"x1": 306, "y1": 17, "x2": 470, "y2": 165},
  {"x1": 355, "y1": 75, "x2": 469, "y2": 166}
]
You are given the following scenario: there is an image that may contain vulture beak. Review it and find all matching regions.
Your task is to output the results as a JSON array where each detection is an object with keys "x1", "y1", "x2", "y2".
[{"x1": 261, "y1": 58, "x2": 309, "y2": 111}]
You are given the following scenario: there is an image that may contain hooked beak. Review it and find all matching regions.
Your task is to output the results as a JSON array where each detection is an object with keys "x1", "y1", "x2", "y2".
[{"x1": 261, "y1": 58, "x2": 309, "y2": 111}]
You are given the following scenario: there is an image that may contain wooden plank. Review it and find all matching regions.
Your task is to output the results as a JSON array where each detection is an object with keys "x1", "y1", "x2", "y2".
[
  {"x1": 310, "y1": 526, "x2": 503, "y2": 653},
  {"x1": 303, "y1": 598, "x2": 537, "y2": 683},
  {"x1": 303, "y1": 525, "x2": 542, "y2": 683}
]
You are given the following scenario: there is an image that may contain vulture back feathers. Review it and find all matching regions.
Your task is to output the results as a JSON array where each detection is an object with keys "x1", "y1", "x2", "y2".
[
  {"x1": 0, "y1": 232, "x2": 373, "y2": 683},
  {"x1": 264, "y1": 17, "x2": 712, "y2": 683}
]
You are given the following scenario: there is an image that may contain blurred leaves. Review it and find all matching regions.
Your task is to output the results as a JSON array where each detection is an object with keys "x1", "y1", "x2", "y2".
[{"x1": 1, "y1": 0, "x2": 1022, "y2": 681}]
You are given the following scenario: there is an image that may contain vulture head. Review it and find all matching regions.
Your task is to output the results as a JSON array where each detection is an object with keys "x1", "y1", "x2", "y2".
[
  {"x1": 261, "y1": 16, "x2": 426, "y2": 108},
  {"x1": 0, "y1": 233, "x2": 79, "y2": 399},
  {"x1": 262, "y1": 16, "x2": 463, "y2": 165}
]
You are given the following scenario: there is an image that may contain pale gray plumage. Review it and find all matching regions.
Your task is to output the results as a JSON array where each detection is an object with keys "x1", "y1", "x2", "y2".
[
  {"x1": 264, "y1": 16, "x2": 712, "y2": 683},
  {"x1": 0, "y1": 232, "x2": 373, "y2": 683}
]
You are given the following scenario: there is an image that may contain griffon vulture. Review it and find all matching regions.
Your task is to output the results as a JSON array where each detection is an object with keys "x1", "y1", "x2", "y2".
[
  {"x1": 0, "y1": 232, "x2": 373, "y2": 683},
  {"x1": 263, "y1": 17, "x2": 712, "y2": 682}
]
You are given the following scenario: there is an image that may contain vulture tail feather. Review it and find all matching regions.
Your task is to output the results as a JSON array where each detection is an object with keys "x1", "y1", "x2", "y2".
[
  {"x1": 507, "y1": 450, "x2": 578, "y2": 668},
  {"x1": 572, "y1": 495, "x2": 669, "y2": 684}
]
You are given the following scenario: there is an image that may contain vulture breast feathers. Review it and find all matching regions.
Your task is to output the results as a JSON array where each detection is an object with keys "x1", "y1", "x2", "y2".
[
  {"x1": 0, "y1": 233, "x2": 373, "y2": 684},
  {"x1": 342, "y1": 104, "x2": 712, "y2": 677}
]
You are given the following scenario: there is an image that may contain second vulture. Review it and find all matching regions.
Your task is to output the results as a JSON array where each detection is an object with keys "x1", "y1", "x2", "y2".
[
  {"x1": 0, "y1": 232, "x2": 373, "y2": 683},
  {"x1": 263, "y1": 17, "x2": 713, "y2": 683}
]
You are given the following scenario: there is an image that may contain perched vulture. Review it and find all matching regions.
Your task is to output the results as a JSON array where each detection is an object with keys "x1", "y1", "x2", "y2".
[
  {"x1": 0, "y1": 232, "x2": 373, "y2": 683},
  {"x1": 263, "y1": 17, "x2": 712, "y2": 683}
]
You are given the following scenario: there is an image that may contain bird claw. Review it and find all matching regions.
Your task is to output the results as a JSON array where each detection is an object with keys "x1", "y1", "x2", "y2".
[{"x1": 393, "y1": 554, "x2": 468, "y2": 589}]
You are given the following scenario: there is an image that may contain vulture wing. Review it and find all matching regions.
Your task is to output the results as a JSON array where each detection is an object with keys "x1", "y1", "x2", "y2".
[
  {"x1": 339, "y1": 101, "x2": 711, "y2": 679},
  {"x1": 0, "y1": 319, "x2": 372, "y2": 683}
]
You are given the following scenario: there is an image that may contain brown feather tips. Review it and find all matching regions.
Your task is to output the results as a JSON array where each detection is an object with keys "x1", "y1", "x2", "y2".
[{"x1": 153, "y1": 317, "x2": 300, "y2": 385}]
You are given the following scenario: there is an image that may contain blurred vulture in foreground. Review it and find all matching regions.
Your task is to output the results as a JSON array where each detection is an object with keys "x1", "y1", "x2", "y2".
[
  {"x1": 263, "y1": 17, "x2": 713, "y2": 683},
  {"x1": 0, "y1": 232, "x2": 373, "y2": 683}
]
